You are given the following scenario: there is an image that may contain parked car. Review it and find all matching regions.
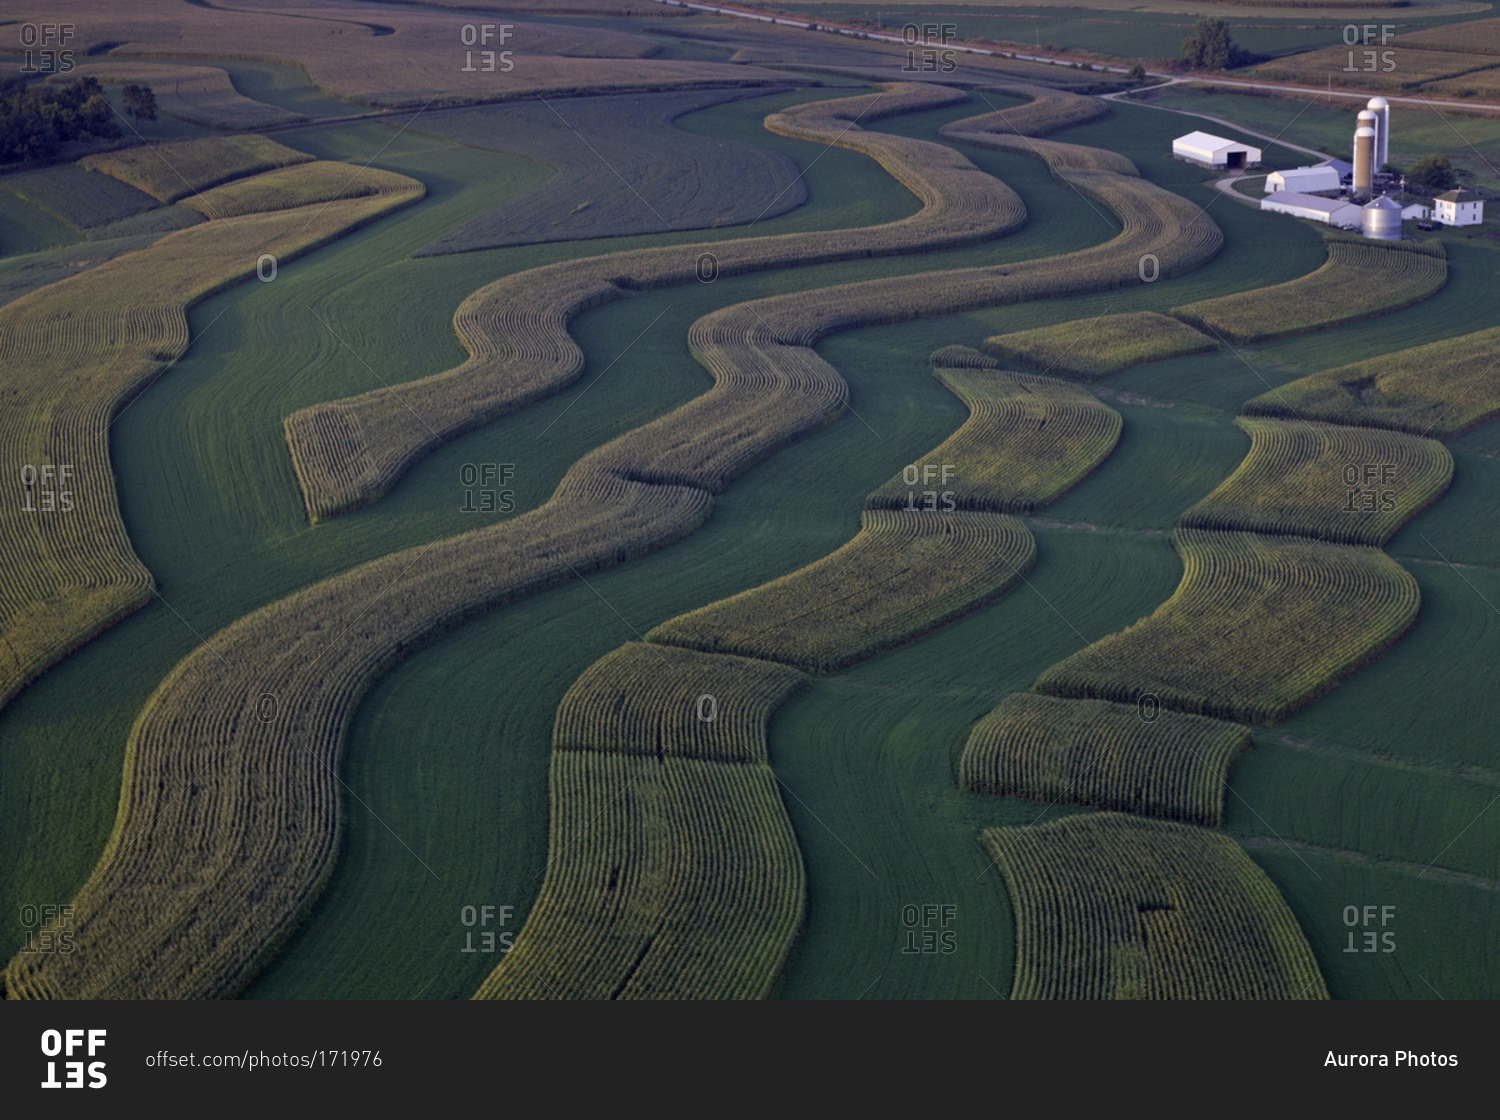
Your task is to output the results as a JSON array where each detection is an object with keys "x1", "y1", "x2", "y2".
[{"x1": 1416, "y1": 221, "x2": 1438, "y2": 231}]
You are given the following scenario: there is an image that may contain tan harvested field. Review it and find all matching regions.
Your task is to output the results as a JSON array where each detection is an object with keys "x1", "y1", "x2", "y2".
[
  {"x1": 649, "y1": 510, "x2": 1037, "y2": 672},
  {"x1": 52, "y1": 62, "x2": 306, "y2": 129},
  {"x1": 1173, "y1": 236, "x2": 1447, "y2": 344},
  {"x1": 82, "y1": 135, "x2": 316, "y2": 204},
  {"x1": 1398, "y1": 17, "x2": 1500, "y2": 56},
  {"x1": 1243, "y1": 323, "x2": 1500, "y2": 437},
  {"x1": 286, "y1": 83, "x2": 1031, "y2": 520},
  {"x1": 477, "y1": 642, "x2": 805, "y2": 998},
  {"x1": 16, "y1": 0, "x2": 786, "y2": 109},
  {"x1": 1249, "y1": 46, "x2": 1500, "y2": 93},
  {"x1": 3, "y1": 470, "x2": 713, "y2": 998},
  {"x1": 1182, "y1": 417, "x2": 1453, "y2": 546},
  {"x1": 1035, "y1": 528, "x2": 1421, "y2": 723},
  {"x1": 866, "y1": 358, "x2": 1122, "y2": 513},
  {"x1": 552, "y1": 642, "x2": 807, "y2": 764},
  {"x1": 961, "y1": 693, "x2": 1252, "y2": 826},
  {"x1": 984, "y1": 813, "x2": 1329, "y2": 999},
  {"x1": 982, "y1": 310, "x2": 1216, "y2": 379},
  {"x1": 1419, "y1": 69, "x2": 1500, "y2": 98},
  {"x1": 0, "y1": 154, "x2": 423, "y2": 719},
  {"x1": 181, "y1": 161, "x2": 422, "y2": 219}
]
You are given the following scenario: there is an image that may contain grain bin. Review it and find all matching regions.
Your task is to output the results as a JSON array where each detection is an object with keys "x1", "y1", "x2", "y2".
[{"x1": 1362, "y1": 195, "x2": 1403, "y2": 240}]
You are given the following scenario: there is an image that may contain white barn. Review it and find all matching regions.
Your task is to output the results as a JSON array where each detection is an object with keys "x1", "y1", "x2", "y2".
[
  {"x1": 1261, "y1": 191, "x2": 1362, "y2": 229},
  {"x1": 1401, "y1": 202, "x2": 1431, "y2": 221},
  {"x1": 1172, "y1": 130, "x2": 1262, "y2": 170},
  {"x1": 1264, "y1": 166, "x2": 1341, "y2": 195},
  {"x1": 1433, "y1": 189, "x2": 1483, "y2": 226}
]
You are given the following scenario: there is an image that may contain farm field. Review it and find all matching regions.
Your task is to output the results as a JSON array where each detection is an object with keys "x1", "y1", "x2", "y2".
[
  {"x1": 1, "y1": 0, "x2": 1496, "y2": 1021},
  {"x1": 51, "y1": 61, "x2": 306, "y2": 129},
  {"x1": 724, "y1": 1, "x2": 1489, "y2": 62},
  {"x1": 402, "y1": 89, "x2": 808, "y2": 252},
  {"x1": 865, "y1": 358, "x2": 1123, "y2": 512},
  {"x1": 1245, "y1": 323, "x2": 1500, "y2": 436},
  {"x1": 982, "y1": 310, "x2": 1215, "y2": 378},
  {"x1": 1173, "y1": 236, "x2": 1447, "y2": 343},
  {"x1": 985, "y1": 812, "x2": 1328, "y2": 998}
]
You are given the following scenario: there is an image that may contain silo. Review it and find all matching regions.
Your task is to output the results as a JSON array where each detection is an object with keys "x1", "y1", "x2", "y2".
[
  {"x1": 1353, "y1": 125, "x2": 1377, "y2": 198},
  {"x1": 1362, "y1": 195, "x2": 1402, "y2": 240},
  {"x1": 1367, "y1": 97, "x2": 1390, "y2": 171}
]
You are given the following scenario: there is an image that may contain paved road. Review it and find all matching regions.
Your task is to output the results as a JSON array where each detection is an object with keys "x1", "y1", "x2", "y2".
[{"x1": 1212, "y1": 173, "x2": 1267, "y2": 207}]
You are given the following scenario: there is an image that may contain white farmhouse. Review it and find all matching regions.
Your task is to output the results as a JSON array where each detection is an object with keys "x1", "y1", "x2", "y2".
[
  {"x1": 1172, "y1": 131, "x2": 1262, "y2": 170},
  {"x1": 1260, "y1": 191, "x2": 1362, "y2": 229},
  {"x1": 1433, "y1": 189, "x2": 1483, "y2": 226},
  {"x1": 1264, "y1": 166, "x2": 1342, "y2": 195}
]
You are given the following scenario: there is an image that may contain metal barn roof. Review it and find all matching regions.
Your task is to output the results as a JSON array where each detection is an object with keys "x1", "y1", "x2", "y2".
[{"x1": 1265, "y1": 192, "x2": 1358, "y2": 215}]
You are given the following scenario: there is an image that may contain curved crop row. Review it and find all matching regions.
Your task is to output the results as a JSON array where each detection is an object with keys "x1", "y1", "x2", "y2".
[
  {"x1": 982, "y1": 310, "x2": 1216, "y2": 381},
  {"x1": 1172, "y1": 235, "x2": 1447, "y2": 344},
  {"x1": 0, "y1": 165, "x2": 425, "y2": 716},
  {"x1": 288, "y1": 86, "x2": 1224, "y2": 523},
  {"x1": 1036, "y1": 528, "x2": 1421, "y2": 724},
  {"x1": 1183, "y1": 417, "x2": 1452, "y2": 546},
  {"x1": 1244, "y1": 322, "x2": 1500, "y2": 437},
  {"x1": 8, "y1": 104, "x2": 1225, "y2": 997},
  {"x1": 2, "y1": 469, "x2": 711, "y2": 999},
  {"x1": 940, "y1": 86, "x2": 1111, "y2": 141},
  {"x1": 984, "y1": 812, "x2": 1329, "y2": 999},
  {"x1": 940, "y1": 103, "x2": 1135, "y2": 177},
  {"x1": 553, "y1": 642, "x2": 807, "y2": 764},
  {"x1": 866, "y1": 358, "x2": 1122, "y2": 513},
  {"x1": 474, "y1": 749, "x2": 804, "y2": 999},
  {"x1": 179, "y1": 162, "x2": 421, "y2": 220},
  {"x1": 961, "y1": 693, "x2": 1252, "y2": 827},
  {"x1": 649, "y1": 510, "x2": 1036, "y2": 673},
  {"x1": 477, "y1": 642, "x2": 806, "y2": 998},
  {"x1": 284, "y1": 82, "x2": 1030, "y2": 521},
  {"x1": 81, "y1": 135, "x2": 316, "y2": 204}
]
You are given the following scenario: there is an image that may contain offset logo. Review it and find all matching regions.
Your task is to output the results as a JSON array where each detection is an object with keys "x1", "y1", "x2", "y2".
[{"x1": 40, "y1": 1029, "x2": 107, "y2": 1089}]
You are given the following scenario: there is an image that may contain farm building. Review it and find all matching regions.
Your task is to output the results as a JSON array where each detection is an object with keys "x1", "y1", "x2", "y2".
[
  {"x1": 1172, "y1": 131, "x2": 1261, "y2": 170},
  {"x1": 1402, "y1": 202, "x2": 1431, "y2": 221},
  {"x1": 1433, "y1": 189, "x2": 1484, "y2": 226},
  {"x1": 1264, "y1": 166, "x2": 1341, "y2": 195},
  {"x1": 1260, "y1": 191, "x2": 1362, "y2": 229},
  {"x1": 1314, "y1": 157, "x2": 1353, "y2": 180}
]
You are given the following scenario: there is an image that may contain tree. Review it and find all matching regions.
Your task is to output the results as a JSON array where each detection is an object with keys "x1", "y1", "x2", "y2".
[
  {"x1": 1181, "y1": 19, "x2": 1244, "y2": 70},
  {"x1": 122, "y1": 83, "x2": 157, "y2": 122},
  {"x1": 1127, "y1": 63, "x2": 1147, "y2": 83},
  {"x1": 1408, "y1": 155, "x2": 1457, "y2": 191},
  {"x1": 0, "y1": 76, "x2": 120, "y2": 164}
]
